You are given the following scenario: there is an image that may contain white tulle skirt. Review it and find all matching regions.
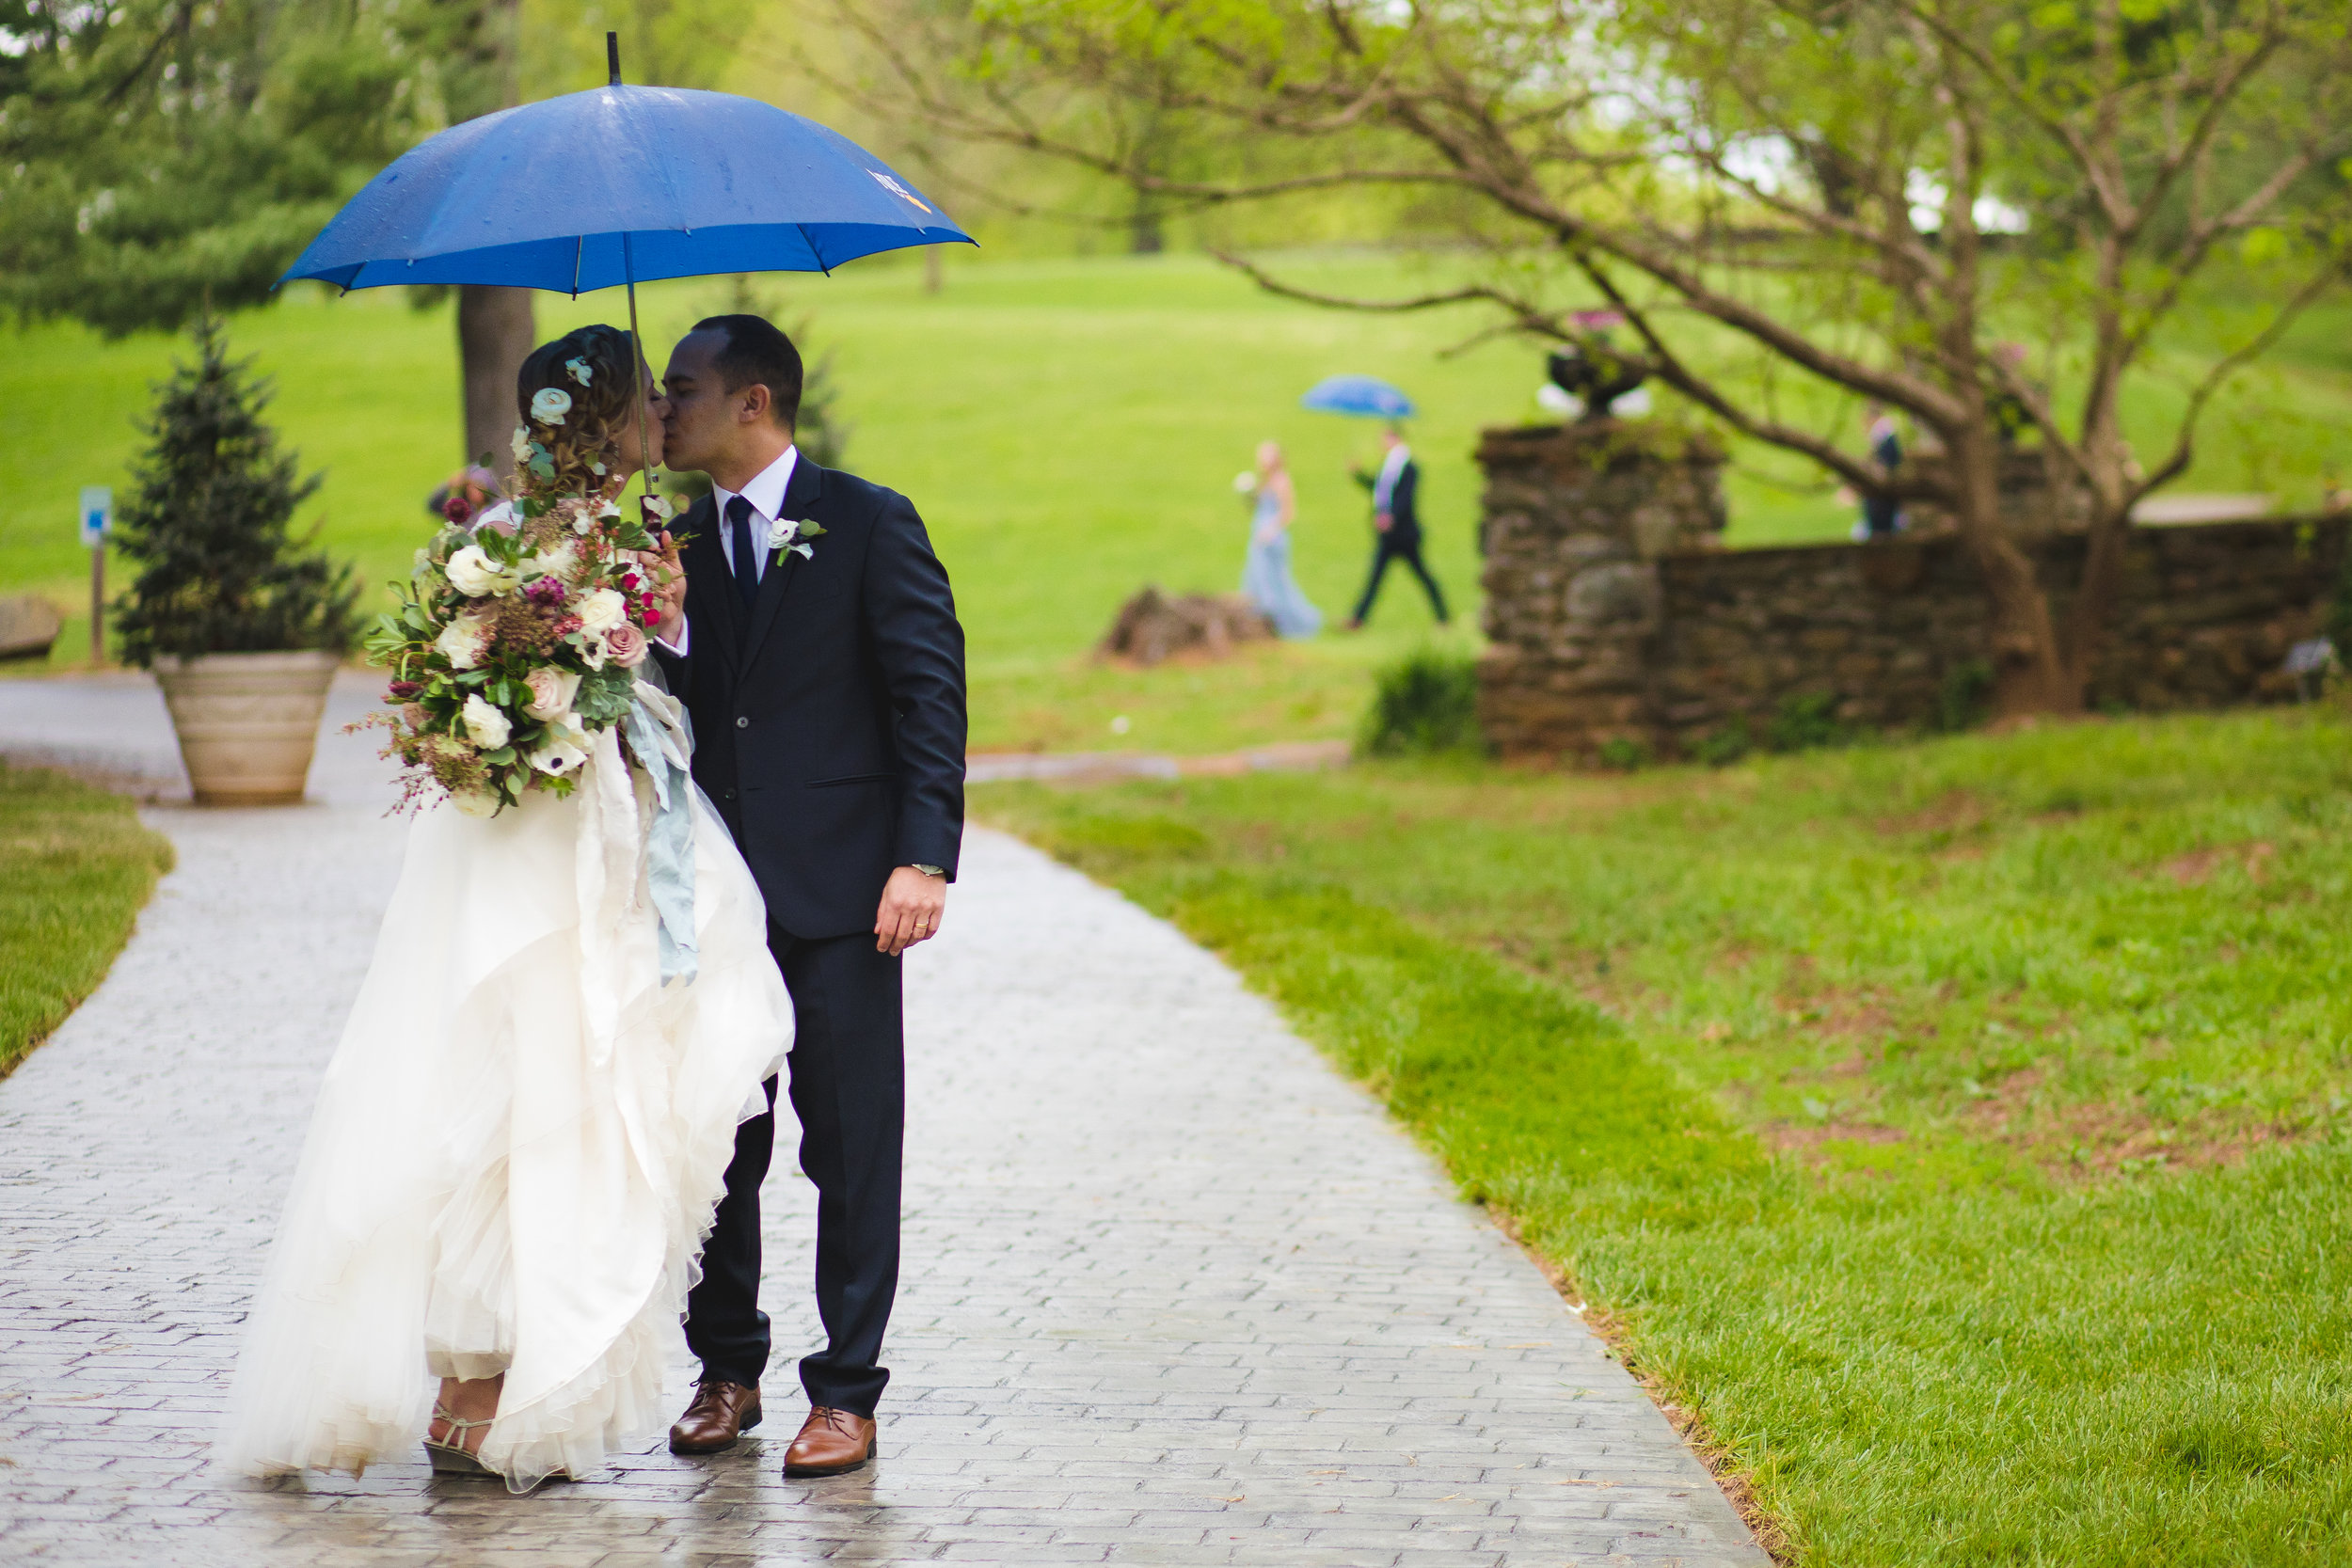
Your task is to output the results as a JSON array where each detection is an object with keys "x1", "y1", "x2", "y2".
[{"x1": 218, "y1": 722, "x2": 791, "y2": 1491}]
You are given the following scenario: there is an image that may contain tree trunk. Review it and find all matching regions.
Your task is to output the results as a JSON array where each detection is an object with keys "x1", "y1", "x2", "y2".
[
  {"x1": 1947, "y1": 425, "x2": 2077, "y2": 716},
  {"x1": 2060, "y1": 505, "x2": 2135, "y2": 698},
  {"x1": 458, "y1": 284, "x2": 535, "y2": 478}
]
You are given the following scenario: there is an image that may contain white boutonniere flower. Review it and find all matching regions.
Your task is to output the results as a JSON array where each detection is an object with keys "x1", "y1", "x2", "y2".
[
  {"x1": 766, "y1": 517, "x2": 817, "y2": 561},
  {"x1": 530, "y1": 387, "x2": 572, "y2": 425}
]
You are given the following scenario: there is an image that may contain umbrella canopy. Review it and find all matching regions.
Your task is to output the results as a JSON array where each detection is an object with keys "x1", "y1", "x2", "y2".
[
  {"x1": 1300, "y1": 374, "x2": 1415, "y2": 420},
  {"x1": 280, "y1": 83, "x2": 972, "y2": 293}
]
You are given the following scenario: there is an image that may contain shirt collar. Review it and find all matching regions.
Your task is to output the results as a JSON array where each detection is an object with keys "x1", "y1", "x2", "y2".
[{"x1": 711, "y1": 444, "x2": 800, "y2": 525}]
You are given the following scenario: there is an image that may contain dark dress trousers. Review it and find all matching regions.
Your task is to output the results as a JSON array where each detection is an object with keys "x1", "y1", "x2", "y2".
[
  {"x1": 655, "y1": 455, "x2": 966, "y2": 1418},
  {"x1": 1351, "y1": 458, "x2": 1450, "y2": 625}
]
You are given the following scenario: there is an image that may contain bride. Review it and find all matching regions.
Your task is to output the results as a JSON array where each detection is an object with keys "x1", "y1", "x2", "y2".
[{"x1": 219, "y1": 325, "x2": 791, "y2": 1492}]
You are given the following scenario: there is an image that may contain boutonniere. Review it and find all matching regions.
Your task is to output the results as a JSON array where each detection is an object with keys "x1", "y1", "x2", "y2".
[{"x1": 766, "y1": 515, "x2": 827, "y2": 562}]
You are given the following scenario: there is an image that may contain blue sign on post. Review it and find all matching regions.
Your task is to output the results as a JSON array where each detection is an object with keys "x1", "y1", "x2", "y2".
[
  {"x1": 79, "y1": 486, "x2": 112, "y2": 546},
  {"x1": 81, "y1": 485, "x2": 113, "y2": 665}
]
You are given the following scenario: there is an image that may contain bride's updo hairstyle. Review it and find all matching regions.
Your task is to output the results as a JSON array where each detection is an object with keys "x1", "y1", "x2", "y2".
[{"x1": 514, "y1": 324, "x2": 642, "y2": 495}]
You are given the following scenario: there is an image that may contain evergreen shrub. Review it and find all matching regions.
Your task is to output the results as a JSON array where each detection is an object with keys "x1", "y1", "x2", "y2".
[
  {"x1": 113, "y1": 318, "x2": 357, "y2": 667},
  {"x1": 1359, "y1": 648, "x2": 1483, "y2": 756}
]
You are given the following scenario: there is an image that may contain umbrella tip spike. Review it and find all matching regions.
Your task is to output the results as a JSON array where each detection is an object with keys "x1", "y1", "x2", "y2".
[{"x1": 606, "y1": 31, "x2": 621, "y2": 87}]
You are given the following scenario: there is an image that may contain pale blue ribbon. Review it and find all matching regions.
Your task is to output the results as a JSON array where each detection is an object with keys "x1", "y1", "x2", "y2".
[{"x1": 623, "y1": 689, "x2": 699, "y2": 985}]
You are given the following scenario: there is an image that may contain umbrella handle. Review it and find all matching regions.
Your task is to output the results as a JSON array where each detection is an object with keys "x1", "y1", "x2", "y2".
[{"x1": 610, "y1": 32, "x2": 653, "y2": 512}]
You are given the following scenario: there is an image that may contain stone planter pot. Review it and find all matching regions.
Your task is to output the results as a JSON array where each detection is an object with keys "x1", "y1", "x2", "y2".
[{"x1": 151, "y1": 650, "x2": 339, "y2": 806}]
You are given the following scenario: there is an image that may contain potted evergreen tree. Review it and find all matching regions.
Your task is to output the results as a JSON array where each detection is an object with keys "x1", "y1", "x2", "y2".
[{"x1": 116, "y1": 320, "x2": 358, "y2": 805}]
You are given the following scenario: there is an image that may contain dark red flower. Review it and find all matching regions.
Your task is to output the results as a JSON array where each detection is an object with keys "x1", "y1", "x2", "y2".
[{"x1": 387, "y1": 679, "x2": 422, "y2": 699}]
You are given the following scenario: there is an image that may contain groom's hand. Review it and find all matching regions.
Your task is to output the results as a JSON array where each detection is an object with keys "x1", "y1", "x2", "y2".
[
  {"x1": 875, "y1": 865, "x2": 946, "y2": 956},
  {"x1": 646, "y1": 531, "x2": 688, "y2": 645}
]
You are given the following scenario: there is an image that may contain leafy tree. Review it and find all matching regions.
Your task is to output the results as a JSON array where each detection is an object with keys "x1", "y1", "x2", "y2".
[
  {"x1": 113, "y1": 319, "x2": 358, "y2": 664},
  {"x1": 870, "y1": 0, "x2": 2352, "y2": 714},
  {"x1": 0, "y1": 0, "x2": 419, "y2": 335}
]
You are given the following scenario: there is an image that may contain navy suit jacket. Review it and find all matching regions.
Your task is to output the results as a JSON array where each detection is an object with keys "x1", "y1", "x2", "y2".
[
  {"x1": 654, "y1": 458, "x2": 966, "y2": 940},
  {"x1": 1355, "y1": 457, "x2": 1422, "y2": 543}
]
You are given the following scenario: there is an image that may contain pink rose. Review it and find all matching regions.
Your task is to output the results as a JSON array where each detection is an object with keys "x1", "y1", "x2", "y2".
[
  {"x1": 522, "y1": 666, "x2": 581, "y2": 721},
  {"x1": 604, "y1": 621, "x2": 648, "y2": 668}
]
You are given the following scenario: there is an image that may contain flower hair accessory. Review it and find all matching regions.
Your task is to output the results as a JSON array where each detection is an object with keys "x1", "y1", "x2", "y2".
[
  {"x1": 530, "y1": 387, "x2": 572, "y2": 425},
  {"x1": 563, "y1": 356, "x2": 594, "y2": 387}
]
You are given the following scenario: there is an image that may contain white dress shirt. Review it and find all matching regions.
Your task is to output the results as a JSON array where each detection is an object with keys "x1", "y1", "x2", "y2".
[
  {"x1": 1372, "y1": 442, "x2": 1410, "y2": 513},
  {"x1": 713, "y1": 444, "x2": 801, "y2": 585},
  {"x1": 662, "y1": 444, "x2": 799, "y2": 657}
]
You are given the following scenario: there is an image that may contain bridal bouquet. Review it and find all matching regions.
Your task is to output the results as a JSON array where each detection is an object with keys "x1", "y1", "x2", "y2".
[{"x1": 361, "y1": 467, "x2": 678, "y2": 816}]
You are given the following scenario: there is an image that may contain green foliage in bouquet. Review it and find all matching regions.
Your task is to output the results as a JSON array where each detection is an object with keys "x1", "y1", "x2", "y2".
[
  {"x1": 361, "y1": 365, "x2": 682, "y2": 817},
  {"x1": 112, "y1": 318, "x2": 358, "y2": 667}
]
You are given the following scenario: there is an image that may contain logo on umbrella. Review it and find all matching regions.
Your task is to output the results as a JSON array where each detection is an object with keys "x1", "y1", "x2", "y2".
[{"x1": 868, "y1": 171, "x2": 932, "y2": 213}]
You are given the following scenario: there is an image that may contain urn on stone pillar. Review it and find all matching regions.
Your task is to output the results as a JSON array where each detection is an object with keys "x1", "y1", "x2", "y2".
[{"x1": 1474, "y1": 420, "x2": 1727, "y2": 763}]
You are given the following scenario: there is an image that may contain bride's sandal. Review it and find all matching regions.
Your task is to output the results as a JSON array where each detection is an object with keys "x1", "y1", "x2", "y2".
[{"x1": 423, "y1": 1403, "x2": 497, "y2": 1477}]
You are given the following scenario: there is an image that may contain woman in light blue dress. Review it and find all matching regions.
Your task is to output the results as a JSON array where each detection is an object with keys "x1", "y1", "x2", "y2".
[{"x1": 1239, "y1": 441, "x2": 1323, "y2": 639}]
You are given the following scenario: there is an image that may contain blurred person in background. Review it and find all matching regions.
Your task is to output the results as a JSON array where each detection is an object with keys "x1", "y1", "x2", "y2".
[
  {"x1": 1237, "y1": 442, "x2": 1323, "y2": 639},
  {"x1": 1346, "y1": 426, "x2": 1448, "y2": 629}
]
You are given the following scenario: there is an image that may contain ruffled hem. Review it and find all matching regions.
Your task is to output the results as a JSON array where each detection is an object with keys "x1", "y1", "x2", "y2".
[{"x1": 217, "y1": 742, "x2": 791, "y2": 1488}]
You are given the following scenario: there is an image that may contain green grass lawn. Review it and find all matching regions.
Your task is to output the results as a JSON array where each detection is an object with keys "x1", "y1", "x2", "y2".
[
  {"x1": 0, "y1": 764, "x2": 173, "y2": 1078},
  {"x1": 979, "y1": 705, "x2": 2352, "y2": 1565},
  {"x1": 7, "y1": 251, "x2": 2349, "y2": 754}
]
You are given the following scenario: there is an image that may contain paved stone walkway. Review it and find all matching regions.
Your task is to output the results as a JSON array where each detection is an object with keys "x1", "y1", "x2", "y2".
[{"x1": 0, "y1": 677, "x2": 1767, "y2": 1566}]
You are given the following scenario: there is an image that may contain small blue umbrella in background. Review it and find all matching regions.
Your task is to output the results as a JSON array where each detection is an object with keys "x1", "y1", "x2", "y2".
[
  {"x1": 1300, "y1": 374, "x2": 1416, "y2": 420},
  {"x1": 281, "y1": 33, "x2": 974, "y2": 491}
]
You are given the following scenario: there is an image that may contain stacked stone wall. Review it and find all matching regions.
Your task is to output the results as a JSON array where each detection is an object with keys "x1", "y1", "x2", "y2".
[{"x1": 1476, "y1": 421, "x2": 2349, "y2": 763}]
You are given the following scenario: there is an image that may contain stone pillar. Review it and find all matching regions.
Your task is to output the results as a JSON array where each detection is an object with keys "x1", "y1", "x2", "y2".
[{"x1": 1473, "y1": 422, "x2": 1727, "y2": 762}]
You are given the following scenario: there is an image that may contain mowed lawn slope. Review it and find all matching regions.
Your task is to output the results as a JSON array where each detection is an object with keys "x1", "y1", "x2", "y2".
[
  {"x1": 981, "y1": 707, "x2": 2352, "y2": 1565},
  {"x1": 0, "y1": 764, "x2": 173, "y2": 1078},
  {"x1": 8, "y1": 252, "x2": 2351, "y2": 752}
]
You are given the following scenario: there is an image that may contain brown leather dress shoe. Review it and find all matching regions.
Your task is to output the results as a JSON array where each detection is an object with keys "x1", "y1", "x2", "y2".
[
  {"x1": 783, "y1": 1405, "x2": 877, "y2": 1478},
  {"x1": 669, "y1": 1381, "x2": 761, "y2": 1453}
]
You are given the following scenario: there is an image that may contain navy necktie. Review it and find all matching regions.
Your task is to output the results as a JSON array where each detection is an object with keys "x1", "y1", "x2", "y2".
[{"x1": 725, "y1": 494, "x2": 759, "y2": 613}]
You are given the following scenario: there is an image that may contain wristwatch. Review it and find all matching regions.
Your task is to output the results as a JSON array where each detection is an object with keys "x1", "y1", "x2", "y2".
[{"x1": 912, "y1": 863, "x2": 946, "y2": 878}]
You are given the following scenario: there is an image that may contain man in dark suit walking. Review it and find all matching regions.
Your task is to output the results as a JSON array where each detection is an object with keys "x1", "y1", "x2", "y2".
[
  {"x1": 1345, "y1": 426, "x2": 1450, "y2": 629},
  {"x1": 649, "y1": 314, "x2": 965, "y2": 1480}
]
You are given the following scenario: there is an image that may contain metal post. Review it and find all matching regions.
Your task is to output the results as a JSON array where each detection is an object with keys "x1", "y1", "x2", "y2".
[{"x1": 89, "y1": 543, "x2": 103, "y2": 667}]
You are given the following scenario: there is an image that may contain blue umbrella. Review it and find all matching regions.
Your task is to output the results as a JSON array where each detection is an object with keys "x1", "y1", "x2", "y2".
[
  {"x1": 280, "y1": 36, "x2": 973, "y2": 487},
  {"x1": 1300, "y1": 374, "x2": 1416, "y2": 420},
  {"x1": 281, "y1": 43, "x2": 971, "y2": 293}
]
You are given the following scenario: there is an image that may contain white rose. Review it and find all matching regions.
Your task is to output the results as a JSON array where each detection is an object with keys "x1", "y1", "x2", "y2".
[
  {"x1": 564, "y1": 356, "x2": 594, "y2": 387},
  {"x1": 576, "y1": 587, "x2": 627, "y2": 633},
  {"x1": 435, "y1": 610, "x2": 492, "y2": 670},
  {"x1": 451, "y1": 789, "x2": 501, "y2": 819},
  {"x1": 530, "y1": 387, "x2": 572, "y2": 424},
  {"x1": 460, "y1": 693, "x2": 512, "y2": 750},
  {"x1": 445, "y1": 545, "x2": 518, "y2": 598},
  {"x1": 766, "y1": 518, "x2": 799, "y2": 552},
  {"x1": 522, "y1": 666, "x2": 580, "y2": 721},
  {"x1": 510, "y1": 425, "x2": 532, "y2": 464}
]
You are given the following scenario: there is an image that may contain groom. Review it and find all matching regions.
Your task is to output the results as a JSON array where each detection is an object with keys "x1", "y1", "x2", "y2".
[{"x1": 651, "y1": 314, "x2": 966, "y2": 1478}]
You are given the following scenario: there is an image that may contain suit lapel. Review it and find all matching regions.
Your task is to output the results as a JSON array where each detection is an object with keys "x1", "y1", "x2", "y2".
[
  {"x1": 739, "y1": 458, "x2": 827, "y2": 669},
  {"x1": 677, "y1": 496, "x2": 744, "y2": 668}
]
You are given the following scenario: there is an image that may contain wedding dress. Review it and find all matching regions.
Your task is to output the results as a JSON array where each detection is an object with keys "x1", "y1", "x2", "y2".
[{"x1": 219, "y1": 681, "x2": 791, "y2": 1491}]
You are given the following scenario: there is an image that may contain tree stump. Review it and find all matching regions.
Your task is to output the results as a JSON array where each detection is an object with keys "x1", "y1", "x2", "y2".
[
  {"x1": 1096, "y1": 586, "x2": 1273, "y2": 667},
  {"x1": 0, "y1": 596, "x2": 62, "y2": 661}
]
